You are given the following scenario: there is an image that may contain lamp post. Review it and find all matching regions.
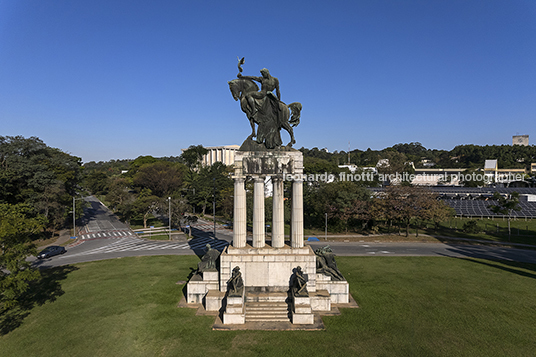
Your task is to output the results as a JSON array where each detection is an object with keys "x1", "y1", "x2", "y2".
[
  {"x1": 192, "y1": 188, "x2": 195, "y2": 215},
  {"x1": 73, "y1": 196, "x2": 76, "y2": 238},
  {"x1": 325, "y1": 213, "x2": 328, "y2": 241},
  {"x1": 168, "y1": 197, "x2": 171, "y2": 241},
  {"x1": 213, "y1": 177, "x2": 216, "y2": 238},
  {"x1": 72, "y1": 195, "x2": 84, "y2": 238}
]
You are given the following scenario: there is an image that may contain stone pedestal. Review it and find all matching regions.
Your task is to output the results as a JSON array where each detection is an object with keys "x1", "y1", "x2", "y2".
[
  {"x1": 223, "y1": 291, "x2": 245, "y2": 324},
  {"x1": 291, "y1": 296, "x2": 314, "y2": 324},
  {"x1": 186, "y1": 270, "x2": 219, "y2": 304},
  {"x1": 316, "y1": 274, "x2": 350, "y2": 304},
  {"x1": 205, "y1": 290, "x2": 225, "y2": 312}
]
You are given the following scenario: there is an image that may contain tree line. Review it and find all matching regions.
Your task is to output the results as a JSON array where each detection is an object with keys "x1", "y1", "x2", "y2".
[
  {"x1": 301, "y1": 142, "x2": 536, "y2": 171},
  {"x1": 84, "y1": 145, "x2": 234, "y2": 228},
  {"x1": 1, "y1": 136, "x2": 82, "y2": 313}
]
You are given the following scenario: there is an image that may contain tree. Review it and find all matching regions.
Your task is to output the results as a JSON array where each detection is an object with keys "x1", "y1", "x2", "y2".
[
  {"x1": 322, "y1": 182, "x2": 370, "y2": 233},
  {"x1": 488, "y1": 192, "x2": 521, "y2": 239},
  {"x1": 127, "y1": 156, "x2": 158, "y2": 177},
  {"x1": 0, "y1": 204, "x2": 44, "y2": 310},
  {"x1": 129, "y1": 189, "x2": 160, "y2": 228},
  {"x1": 191, "y1": 162, "x2": 232, "y2": 216},
  {"x1": 0, "y1": 136, "x2": 82, "y2": 235},
  {"x1": 106, "y1": 177, "x2": 134, "y2": 214},
  {"x1": 383, "y1": 186, "x2": 439, "y2": 237},
  {"x1": 133, "y1": 161, "x2": 187, "y2": 197},
  {"x1": 180, "y1": 145, "x2": 208, "y2": 171},
  {"x1": 85, "y1": 171, "x2": 109, "y2": 195}
]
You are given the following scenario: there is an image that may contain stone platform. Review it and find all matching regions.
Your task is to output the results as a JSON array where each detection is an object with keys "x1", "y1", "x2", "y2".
[{"x1": 219, "y1": 244, "x2": 317, "y2": 292}]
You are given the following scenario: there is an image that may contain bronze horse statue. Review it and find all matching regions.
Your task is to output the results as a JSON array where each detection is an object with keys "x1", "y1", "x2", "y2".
[{"x1": 228, "y1": 78, "x2": 301, "y2": 149}]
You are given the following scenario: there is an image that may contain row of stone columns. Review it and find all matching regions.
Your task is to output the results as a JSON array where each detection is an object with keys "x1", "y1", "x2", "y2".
[{"x1": 232, "y1": 176, "x2": 303, "y2": 249}]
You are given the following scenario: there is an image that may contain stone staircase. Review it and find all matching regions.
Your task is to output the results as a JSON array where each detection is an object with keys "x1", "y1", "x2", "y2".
[{"x1": 244, "y1": 292, "x2": 290, "y2": 323}]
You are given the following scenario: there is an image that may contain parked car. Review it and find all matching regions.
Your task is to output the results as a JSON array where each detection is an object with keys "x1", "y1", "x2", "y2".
[{"x1": 37, "y1": 246, "x2": 66, "y2": 259}]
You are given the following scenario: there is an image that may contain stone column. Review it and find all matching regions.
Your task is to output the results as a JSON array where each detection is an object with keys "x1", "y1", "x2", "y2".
[
  {"x1": 291, "y1": 179, "x2": 304, "y2": 248},
  {"x1": 272, "y1": 177, "x2": 284, "y2": 248},
  {"x1": 233, "y1": 177, "x2": 246, "y2": 248},
  {"x1": 252, "y1": 176, "x2": 265, "y2": 248}
]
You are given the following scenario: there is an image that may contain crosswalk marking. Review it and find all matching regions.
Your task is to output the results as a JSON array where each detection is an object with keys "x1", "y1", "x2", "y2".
[
  {"x1": 79, "y1": 229, "x2": 136, "y2": 241},
  {"x1": 63, "y1": 236, "x2": 229, "y2": 258}
]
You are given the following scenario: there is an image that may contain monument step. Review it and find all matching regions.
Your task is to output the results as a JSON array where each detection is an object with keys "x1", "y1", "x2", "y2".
[
  {"x1": 245, "y1": 292, "x2": 288, "y2": 303},
  {"x1": 246, "y1": 306, "x2": 288, "y2": 312},
  {"x1": 245, "y1": 299, "x2": 290, "y2": 322},
  {"x1": 246, "y1": 301, "x2": 287, "y2": 306},
  {"x1": 246, "y1": 311, "x2": 288, "y2": 316},
  {"x1": 246, "y1": 317, "x2": 290, "y2": 322}
]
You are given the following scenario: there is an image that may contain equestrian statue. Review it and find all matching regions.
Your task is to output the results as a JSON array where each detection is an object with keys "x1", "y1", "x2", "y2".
[{"x1": 228, "y1": 57, "x2": 302, "y2": 149}]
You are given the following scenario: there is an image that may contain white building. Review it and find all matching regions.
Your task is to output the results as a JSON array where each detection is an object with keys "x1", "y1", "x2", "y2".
[
  {"x1": 513, "y1": 135, "x2": 529, "y2": 146},
  {"x1": 182, "y1": 145, "x2": 240, "y2": 166}
]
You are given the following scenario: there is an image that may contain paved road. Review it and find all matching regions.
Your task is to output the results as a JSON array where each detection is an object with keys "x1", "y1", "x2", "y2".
[
  {"x1": 32, "y1": 197, "x2": 233, "y2": 268},
  {"x1": 31, "y1": 196, "x2": 536, "y2": 268},
  {"x1": 308, "y1": 241, "x2": 536, "y2": 264},
  {"x1": 79, "y1": 196, "x2": 130, "y2": 233}
]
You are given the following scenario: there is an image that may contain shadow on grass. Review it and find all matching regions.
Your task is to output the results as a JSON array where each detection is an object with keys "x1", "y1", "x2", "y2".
[
  {"x1": 0, "y1": 265, "x2": 78, "y2": 336},
  {"x1": 439, "y1": 244, "x2": 536, "y2": 280},
  {"x1": 462, "y1": 258, "x2": 536, "y2": 280}
]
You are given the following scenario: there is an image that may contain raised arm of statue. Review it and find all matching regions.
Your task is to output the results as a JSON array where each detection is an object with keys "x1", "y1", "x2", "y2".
[{"x1": 238, "y1": 73, "x2": 262, "y2": 83}]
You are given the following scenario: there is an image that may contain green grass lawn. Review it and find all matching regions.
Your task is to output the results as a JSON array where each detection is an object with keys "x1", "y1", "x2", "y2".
[{"x1": 1, "y1": 255, "x2": 535, "y2": 356}]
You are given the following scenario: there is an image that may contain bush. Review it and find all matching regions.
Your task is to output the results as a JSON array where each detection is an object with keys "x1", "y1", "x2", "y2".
[{"x1": 462, "y1": 220, "x2": 479, "y2": 234}]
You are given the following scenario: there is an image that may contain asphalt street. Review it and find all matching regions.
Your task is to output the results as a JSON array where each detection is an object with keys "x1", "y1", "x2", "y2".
[{"x1": 32, "y1": 196, "x2": 536, "y2": 268}]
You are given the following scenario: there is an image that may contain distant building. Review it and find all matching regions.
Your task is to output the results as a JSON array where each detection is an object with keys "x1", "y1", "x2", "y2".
[
  {"x1": 421, "y1": 159, "x2": 436, "y2": 168},
  {"x1": 181, "y1": 145, "x2": 240, "y2": 166},
  {"x1": 483, "y1": 159, "x2": 498, "y2": 182},
  {"x1": 513, "y1": 135, "x2": 529, "y2": 146},
  {"x1": 484, "y1": 159, "x2": 526, "y2": 184},
  {"x1": 338, "y1": 164, "x2": 359, "y2": 173},
  {"x1": 531, "y1": 163, "x2": 536, "y2": 174},
  {"x1": 412, "y1": 168, "x2": 468, "y2": 186}
]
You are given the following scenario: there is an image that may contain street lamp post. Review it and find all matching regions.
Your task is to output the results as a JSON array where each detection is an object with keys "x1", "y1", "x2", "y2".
[
  {"x1": 72, "y1": 195, "x2": 84, "y2": 238},
  {"x1": 325, "y1": 213, "x2": 328, "y2": 241},
  {"x1": 73, "y1": 196, "x2": 76, "y2": 238},
  {"x1": 213, "y1": 177, "x2": 216, "y2": 238},
  {"x1": 192, "y1": 188, "x2": 195, "y2": 215},
  {"x1": 168, "y1": 197, "x2": 171, "y2": 241}
]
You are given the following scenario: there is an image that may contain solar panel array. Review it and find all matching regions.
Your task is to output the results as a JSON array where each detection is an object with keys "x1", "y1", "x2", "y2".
[
  {"x1": 442, "y1": 199, "x2": 536, "y2": 218},
  {"x1": 368, "y1": 186, "x2": 536, "y2": 218}
]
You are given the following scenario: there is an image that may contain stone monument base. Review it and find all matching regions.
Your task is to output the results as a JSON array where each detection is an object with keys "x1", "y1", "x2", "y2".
[
  {"x1": 219, "y1": 244, "x2": 317, "y2": 292},
  {"x1": 186, "y1": 270, "x2": 219, "y2": 304}
]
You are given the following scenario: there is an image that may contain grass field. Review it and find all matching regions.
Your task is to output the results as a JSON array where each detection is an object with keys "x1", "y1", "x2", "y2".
[{"x1": 1, "y1": 255, "x2": 535, "y2": 356}]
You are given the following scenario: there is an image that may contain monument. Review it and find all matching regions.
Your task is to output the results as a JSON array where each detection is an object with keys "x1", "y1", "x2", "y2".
[{"x1": 185, "y1": 58, "x2": 353, "y2": 328}]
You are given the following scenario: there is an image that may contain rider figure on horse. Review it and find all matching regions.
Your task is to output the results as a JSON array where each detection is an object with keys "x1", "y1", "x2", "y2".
[{"x1": 238, "y1": 68, "x2": 281, "y2": 119}]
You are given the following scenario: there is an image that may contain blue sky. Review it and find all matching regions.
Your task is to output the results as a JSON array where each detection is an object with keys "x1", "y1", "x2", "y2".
[{"x1": 1, "y1": 0, "x2": 535, "y2": 163}]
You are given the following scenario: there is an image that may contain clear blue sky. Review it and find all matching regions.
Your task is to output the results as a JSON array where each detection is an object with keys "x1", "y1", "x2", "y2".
[{"x1": 1, "y1": 0, "x2": 535, "y2": 163}]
